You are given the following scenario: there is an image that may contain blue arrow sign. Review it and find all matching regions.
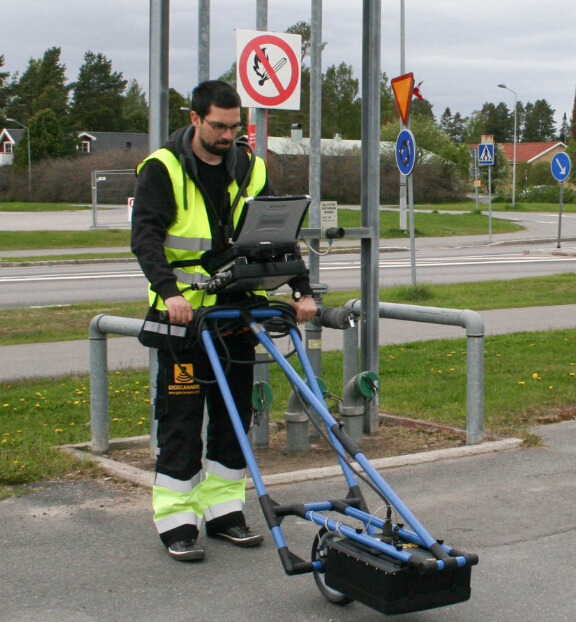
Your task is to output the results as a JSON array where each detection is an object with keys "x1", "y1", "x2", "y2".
[
  {"x1": 478, "y1": 143, "x2": 494, "y2": 166},
  {"x1": 551, "y1": 152, "x2": 572, "y2": 182},
  {"x1": 396, "y1": 129, "x2": 417, "y2": 176}
]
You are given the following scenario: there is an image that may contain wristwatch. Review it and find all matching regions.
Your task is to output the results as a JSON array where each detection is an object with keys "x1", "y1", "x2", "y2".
[{"x1": 292, "y1": 290, "x2": 307, "y2": 302}]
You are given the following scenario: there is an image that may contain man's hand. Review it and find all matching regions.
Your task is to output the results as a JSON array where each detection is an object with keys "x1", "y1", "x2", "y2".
[
  {"x1": 288, "y1": 295, "x2": 317, "y2": 323},
  {"x1": 164, "y1": 295, "x2": 193, "y2": 325}
]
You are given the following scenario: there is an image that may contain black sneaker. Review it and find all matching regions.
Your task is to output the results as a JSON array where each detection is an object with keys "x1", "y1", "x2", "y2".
[
  {"x1": 212, "y1": 525, "x2": 263, "y2": 547},
  {"x1": 168, "y1": 538, "x2": 205, "y2": 562}
]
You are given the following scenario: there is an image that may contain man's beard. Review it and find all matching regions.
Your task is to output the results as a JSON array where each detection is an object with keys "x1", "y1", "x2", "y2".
[{"x1": 200, "y1": 136, "x2": 233, "y2": 156}]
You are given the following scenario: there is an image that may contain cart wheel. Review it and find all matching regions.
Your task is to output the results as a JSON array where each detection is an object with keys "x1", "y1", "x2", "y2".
[{"x1": 311, "y1": 528, "x2": 354, "y2": 606}]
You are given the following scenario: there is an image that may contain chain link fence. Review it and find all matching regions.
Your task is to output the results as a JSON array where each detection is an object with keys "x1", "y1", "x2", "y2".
[{"x1": 91, "y1": 169, "x2": 137, "y2": 229}]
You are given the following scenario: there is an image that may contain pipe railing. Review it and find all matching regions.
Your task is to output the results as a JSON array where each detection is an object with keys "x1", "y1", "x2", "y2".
[{"x1": 345, "y1": 300, "x2": 485, "y2": 445}]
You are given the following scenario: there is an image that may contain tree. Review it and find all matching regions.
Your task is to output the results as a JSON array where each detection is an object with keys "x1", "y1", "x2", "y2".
[
  {"x1": 463, "y1": 110, "x2": 485, "y2": 144},
  {"x1": 522, "y1": 99, "x2": 555, "y2": 142},
  {"x1": 168, "y1": 88, "x2": 191, "y2": 135},
  {"x1": 123, "y1": 79, "x2": 148, "y2": 133},
  {"x1": 322, "y1": 62, "x2": 361, "y2": 139},
  {"x1": 0, "y1": 55, "x2": 9, "y2": 116},
  {"x1": 380, "y1": 72, "x2": 395, "y2": 125},
  {"x1": 570, "y1": 87, "x2": 576, "y2": 143},
  {"x1": 410, "y1": 97, "x2": 434, "y2": 121},
  {"x1": 440, "y1": 107, "x2": 466, "y2": 143},
  {"x1": 70, "y1": 52, "x2": 127, "y2": 131},
  {"x1": 381, "y1": 115, "x2": 469, "y2": 175},
  {"x1": 5, "y1": 47, "x2": 70, "y2": 125},
  {"x1": 12, "y1": 108, "x2": 75, "y2": 167},
  {"x1": 558, "y1": 113, "x2": 570, "y2": 143},
  {"x1": 481, "y1": 101, "x2": 512, "y2": 143}
]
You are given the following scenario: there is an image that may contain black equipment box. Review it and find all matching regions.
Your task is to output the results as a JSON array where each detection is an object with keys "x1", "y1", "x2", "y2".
[{"x1": 324, "y1": 536, "x2": 472, "y2": 616}]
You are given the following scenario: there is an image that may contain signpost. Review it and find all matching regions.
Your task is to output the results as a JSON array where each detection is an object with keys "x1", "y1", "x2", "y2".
[
  {"x1": 478, "y1": 140, "x2": 495, "y2": 243},
  {"x1": 551, "y1": 152, "x2": 572, "y2": 248},
  {"x1": 392, "y1": 73, "x2": 418, "y2": 286}
]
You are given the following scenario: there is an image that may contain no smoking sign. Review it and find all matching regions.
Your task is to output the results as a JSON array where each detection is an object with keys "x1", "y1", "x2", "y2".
[{"x1": 236, "y1": 29, "x2": 301, "y2": 110}]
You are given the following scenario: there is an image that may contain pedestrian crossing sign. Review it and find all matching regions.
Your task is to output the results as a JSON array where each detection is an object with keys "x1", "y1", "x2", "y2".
[{"x1": 478, "y1": 143, "x2": 495, "y2": 166}]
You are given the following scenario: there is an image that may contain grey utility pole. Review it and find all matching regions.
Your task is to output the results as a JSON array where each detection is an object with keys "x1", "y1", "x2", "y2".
[
  {"x1": 399, "y1": 0, "x2": 407, "y2": 231},
  {"x1": 254, "y1": 0, "x2": 268, "y2": 160},
  {"x1": 360, "y1": 0, "x2": 382, "y2": 433},
  {"x1": 149, "y1": 0, "x2": 170, "y2": 152},
  {"x1": 198, "y1": 0, "x2": 210, "y2": 83}
]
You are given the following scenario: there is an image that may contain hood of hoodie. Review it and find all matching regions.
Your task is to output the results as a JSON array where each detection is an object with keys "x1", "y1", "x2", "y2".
[{"x1": 161, "y1": 124, "x2": 240, "y2": 186}]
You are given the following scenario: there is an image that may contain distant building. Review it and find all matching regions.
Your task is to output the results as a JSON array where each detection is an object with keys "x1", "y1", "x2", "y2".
[
  {"x1": 76, "y1": 132, "x2": 148, "y2": 155},
  {"x1": 0, "y1": 128, "x2": 149, "y2": 166},
  {"x1": 0, "y1": 128, "x2": 24, "y2": 166},
  {"x1": 469, "y1": 141, "x2": 567, "y2": 165}
]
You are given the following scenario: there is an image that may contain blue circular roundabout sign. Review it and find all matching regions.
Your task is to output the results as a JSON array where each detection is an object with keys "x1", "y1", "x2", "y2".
[{"x1": 396, "y1": 129, "x2": 417, "y2": 176}]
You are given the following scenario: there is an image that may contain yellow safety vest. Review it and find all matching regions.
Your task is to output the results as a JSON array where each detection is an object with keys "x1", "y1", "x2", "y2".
[{"x1": 138, "y1": 147, "x2": 268, "y2": 310}]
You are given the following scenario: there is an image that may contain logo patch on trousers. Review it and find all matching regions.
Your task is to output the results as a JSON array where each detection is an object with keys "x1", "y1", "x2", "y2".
[{"x1": 174, "y1": 364, "x2": 193, "y2": 383}]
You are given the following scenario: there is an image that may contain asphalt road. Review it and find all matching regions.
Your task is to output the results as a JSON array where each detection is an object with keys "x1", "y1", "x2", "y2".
[
  {"x1": 2, "y1": 419, "x2": 576, "y2": 622},
  {"x1": 2, "y1": 246, "x2": 576, "y2": 308}
]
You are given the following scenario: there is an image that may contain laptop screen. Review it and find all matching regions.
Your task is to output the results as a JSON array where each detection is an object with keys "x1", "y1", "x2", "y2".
[{"x1": 232, "y1": 195, "x2": 310, "y2": 247}]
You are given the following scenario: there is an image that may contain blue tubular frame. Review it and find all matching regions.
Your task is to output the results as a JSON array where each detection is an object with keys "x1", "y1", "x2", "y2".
[{"x1": 201, "y1": 308, "x2": 477, "y2": 577}]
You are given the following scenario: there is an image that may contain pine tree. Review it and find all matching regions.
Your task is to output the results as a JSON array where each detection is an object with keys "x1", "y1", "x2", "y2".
[
  {"x1": 5, "y1": 47, "x2": 70, "y2": 125},
  {"x1": 70, "y1": 52, "x2": 127, "y2": 131},
  {"x1": 522, "y1": 99, "x2": 556, "y2": 142},
  {"x1": 570, "y1": 87, "x2": 576, "y2": 143},
  {"x1": 123, "y1": 79, "x2": 148, "y2": 133}
]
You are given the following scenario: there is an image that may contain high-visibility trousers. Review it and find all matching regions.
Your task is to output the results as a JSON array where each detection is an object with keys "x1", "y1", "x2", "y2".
[{"x1": 151, "y1": 335, "x2": 255, "y2": 546}]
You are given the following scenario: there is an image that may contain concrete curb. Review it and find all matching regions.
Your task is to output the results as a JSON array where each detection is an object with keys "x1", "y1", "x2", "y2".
[{"x1": 58, "y1": 436, "x2": 523, "y2": 490}]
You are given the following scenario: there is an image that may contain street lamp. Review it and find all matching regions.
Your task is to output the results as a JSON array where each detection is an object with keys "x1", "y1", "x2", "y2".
[
  {"x1": 6, "y1": 117, "x2": 32, "y2": 195},
  {"x1": 497, "y1": 84, "x2": 517, "y2": 206}
]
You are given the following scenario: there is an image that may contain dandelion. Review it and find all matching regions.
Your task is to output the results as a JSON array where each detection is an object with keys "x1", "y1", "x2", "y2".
[
  {"x1": 447, "y1": 354, "x2": 452, "y2": 358},
  {"x1": 115, "y1": 371, "x2": 120, "y2": 375},
  {"x1": 518, "y1": 381, "x2": 525, "y2": 385},
  {"x1": 20, "y1": 465, "x2": 25, "y2": 469},
  {"x1": 450, "y1": 368, "x2": 455, "y2": 372},
  {"x1": 54, "y1": 429, "x2": 63, "y2": 433},
  {"x1": 36, "y1": 392, "x2": 42, "y2": 397},
  {"x1": 115, "y1": 390, "x2": 119, "y2": 394},
  {"x1": 570, "y1": 373, "x2": 575, "y2": 377},
  {"x1": 532, "y1": 373, "x2": 538, "y2": 379},
  {"x1": 438, "y1": 370, "x2": 443, "y2": 374},
  {"x1": 1, "y1": 439, "x2": 6, "y2": 443},
  {"x1": 13, "y1": 460, "x2": 19, "y2": 465},
  {"x1": 143, "y1": 398, "x2": 150, "y2": 403},
  {"x1": 35, "y1": 404, "x2": 41, "y2": 408},
  {"x1": 16, "y1": 430, "x2": 21, "y2": 433},
  {"x1": 135, "y1": 381, "x2": 140, "y2": 385},
  {"x1": 549, "y1": 386, "x2": 554, "y2": 390},
  {"x1": 70, "y1": 423, "x2": 75, "y2": 426},
  {"x1": 19, "y1": 398, "x2": 24, "y2": 402},
  {"x1": 496, "y1": 354, "x2": 501, "y2": 358},
  {"x1": 3, "y1": 433, "x2": 9, "y2": 436},
  {"x1": 112, "y1": 418, "x2": 119, "y2": 421},
  {"x1": 3, "y1": 404, "x2": 9, "y2": 408},
  {"x1": 137, "y1": 421, "x2": 144, "y2": 425},
  {"x1": 134, "y1": 391, "x2": 140, "y2": 394},
  {"x1": 73, "y1": 401, "x2": 79, "y2": 405}
]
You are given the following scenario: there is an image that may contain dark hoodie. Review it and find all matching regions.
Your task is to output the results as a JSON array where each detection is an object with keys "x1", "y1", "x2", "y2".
[{"x1": 131, "y1": 125, "x2": 312, "y2": 303}]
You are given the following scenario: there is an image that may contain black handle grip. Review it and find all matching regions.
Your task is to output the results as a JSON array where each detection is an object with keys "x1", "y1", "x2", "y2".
[{"x1": 316, "y1": 307, "x2": 354, "y2": 330}]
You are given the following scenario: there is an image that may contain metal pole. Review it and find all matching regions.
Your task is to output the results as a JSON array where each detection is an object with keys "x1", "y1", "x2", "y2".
[
  {"x1": 557, "y1": 181, "x2": 564, "y2": 249},
  {"x1": 89, "y1": 315, "x2": 110, "y2": 455},
  {"x1": 254, "y1": 0, "x2": 268, "y2": 160},
  {"x1": 398, "y1": 0, "x2": 407, "y2": 231},
  {"x1": 408, "y1": 173, "x2": 416, "y2": 286},
  {"x1": 488, "y1": 165, "x2": 492, "y2": 243},
  {"x1": 26, "y1": 128, "x2": 32, "y2": 195},
  {"x1": 474, "y1": 150, "x2": 480, "y2": 212},
  {"x1": 149, "y1": 0, "x2": 170, "y2": 152},
  {"x1": 512, "y1": 93, "x2": 517, "y2": 207},
  {"x1": 360, "y1": 0, "x2": 381, "y2": 434},
  {"x1": 198, "y1": 0, "x2": 210, "y2": 83}
]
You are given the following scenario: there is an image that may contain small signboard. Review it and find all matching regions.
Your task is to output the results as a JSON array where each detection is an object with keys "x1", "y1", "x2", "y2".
[
  {"x1": 236, "y1": 30, "x2": 301, "y2": 110},
  {"x1": 320, "y1": 201, "x2": 338, "y2": 237},
  {"x1": 551, "y1": 152, "x2": 572, "y2": 182},
  {"x1": 478, "y1": 144, "x2": 495, "y2": 166}
]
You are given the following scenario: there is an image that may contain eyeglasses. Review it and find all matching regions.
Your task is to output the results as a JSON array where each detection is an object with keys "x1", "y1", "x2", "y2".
[{"x1": 203, "y1": 119, "x2": 243, "y2": 134}]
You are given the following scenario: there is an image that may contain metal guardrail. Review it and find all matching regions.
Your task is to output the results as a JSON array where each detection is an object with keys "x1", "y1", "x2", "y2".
[
  {"x1": 89, "y1": 303, "x2": 484, "y2": 455},
  {"x1": 344, "y1": 300, "x2": 485, "y2": 445},
  {"x1": 89, "y1": 314, "x2": 157, "y2": 455}
]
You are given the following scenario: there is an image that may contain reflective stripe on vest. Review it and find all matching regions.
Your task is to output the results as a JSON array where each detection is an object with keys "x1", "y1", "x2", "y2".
[{"x1": 138, "y1": 147, "x2": 268, "y2": 311}]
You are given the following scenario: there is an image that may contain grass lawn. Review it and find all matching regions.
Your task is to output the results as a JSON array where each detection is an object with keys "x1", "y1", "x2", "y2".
[
  {"x1": 0, "y1": 210, "x2": 520, "y2": 254},
  {"x1": 414, "y1": 201, "x2": 576, "y2": 213},
  {"x1": 0, "y1": 229, "x2": 131, "y2": 251},
  {"x1": 0, "y1": 202, "x2": 91, "y2": 212},
  {"x1": 336, "y1": 209, "x2": 522, "y2": 238},
  {"x1": 2, "y1": 273, "x2": 576, "y2": 347},
  {"x1": 0, "y1": 252, "x2": 134, "y2": 264},
  {"x1": 2, "y1": 328, "x2": 575, "y2": 495}
]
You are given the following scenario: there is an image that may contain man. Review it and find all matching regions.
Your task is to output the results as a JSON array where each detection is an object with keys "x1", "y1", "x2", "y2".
[{"x1": 131, "y1": 80, "x2": 316, "y2": 562}]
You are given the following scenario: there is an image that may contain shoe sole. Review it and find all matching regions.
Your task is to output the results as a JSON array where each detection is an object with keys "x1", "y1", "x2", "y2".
[
  {"x1": 214, "y1": 533, "x2": 264, "y2": 548},
  {"x1": 168, "y1": 550, "x2": 206, "y2": 562}
]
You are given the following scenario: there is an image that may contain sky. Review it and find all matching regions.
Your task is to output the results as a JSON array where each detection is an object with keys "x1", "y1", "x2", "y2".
[{"x1": 2, "y1": 0, "x2": 575, "y2": 131}]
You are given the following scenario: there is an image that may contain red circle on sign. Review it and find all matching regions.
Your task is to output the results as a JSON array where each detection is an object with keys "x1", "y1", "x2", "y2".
[{"x1": 239, "y1": 34, "x2": 300, "y2": 107}]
